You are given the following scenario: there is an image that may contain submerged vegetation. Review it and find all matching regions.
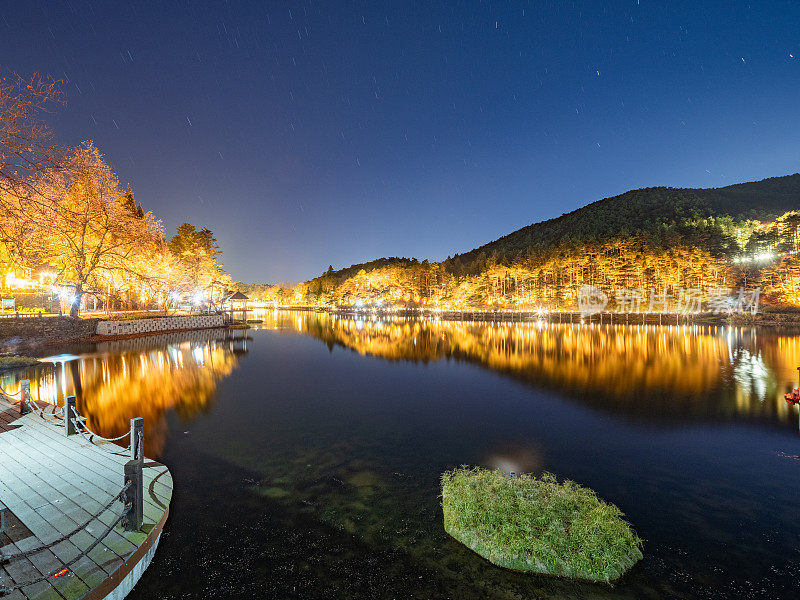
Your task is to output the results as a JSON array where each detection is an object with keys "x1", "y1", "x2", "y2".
[{"x1": 441, "y1": 467, "x2": 642, "y2": 583}]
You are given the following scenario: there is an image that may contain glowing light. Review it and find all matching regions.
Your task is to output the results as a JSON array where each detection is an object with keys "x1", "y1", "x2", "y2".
[{"x1": 192, "y1": 346, "x2": 205, "y2": 365}]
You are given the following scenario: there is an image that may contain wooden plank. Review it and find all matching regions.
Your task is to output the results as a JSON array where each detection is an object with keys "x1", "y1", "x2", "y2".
[
  {"x1": 9, "y1": 417, "x2": 173, "y2": 503},
  {"x1": 0, "y1": 436, "x2": 155, "y2": 552},
  {"x1": 1, "y1": 421, "x2": 171, "y2": 513},
  {"x1": 0, "y1": 406, "x2": 172, "y2": 600},
  {"x1": 7, "y1": 430, "x2": 171, "y2": 519}
]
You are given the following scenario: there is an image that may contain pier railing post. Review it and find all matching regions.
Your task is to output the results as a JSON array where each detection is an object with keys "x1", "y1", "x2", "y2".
[
  {"x1": 123, "y1": 460, "x2": 144, "y2": 531},
  {"x1": 19, "y1": 380, "x2": 30, "y2": 415},
  {"x1": 65, "y1": 396, "x2": 77, "y2": 436},
  {"x1": 130, "y1": 417, "x2": 144, "y2": 461}
]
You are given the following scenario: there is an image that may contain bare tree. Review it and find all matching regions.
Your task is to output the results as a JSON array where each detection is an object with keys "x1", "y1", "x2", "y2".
[{"x1": 0, "y1": 72, "x2": 65, "y2": 204}]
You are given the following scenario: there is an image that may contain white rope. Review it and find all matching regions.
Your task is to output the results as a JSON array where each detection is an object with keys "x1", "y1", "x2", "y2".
[
  {"x1": 71, "y1": 417, "x2": 130, "y2": 442},
  {"x1": 0, "y1": 384, "x2": 21, "y2": 399}
]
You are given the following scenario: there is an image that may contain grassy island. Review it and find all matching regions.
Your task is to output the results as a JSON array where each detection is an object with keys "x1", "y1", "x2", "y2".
[{"x1": 441, "y1": 467, "x2": 642, "y2": 583}]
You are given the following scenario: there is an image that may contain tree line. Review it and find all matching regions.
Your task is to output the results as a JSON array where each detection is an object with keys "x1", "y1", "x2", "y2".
[
  {"x1": 235, "y1": 211, "x2": 800, "y2": 310},
  {"x1": 0, "y1": 73, "x2": 227, "y2": 316}
]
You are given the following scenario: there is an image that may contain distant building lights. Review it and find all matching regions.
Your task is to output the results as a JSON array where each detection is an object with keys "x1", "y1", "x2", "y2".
[{"x1": 733, "y1": 253, "x2": 775, "y2": 264}]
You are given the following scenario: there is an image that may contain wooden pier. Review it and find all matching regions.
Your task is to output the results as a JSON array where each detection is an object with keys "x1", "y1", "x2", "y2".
[{"x1": 0, "y1": 394, "x2": 171, "y2": 600}]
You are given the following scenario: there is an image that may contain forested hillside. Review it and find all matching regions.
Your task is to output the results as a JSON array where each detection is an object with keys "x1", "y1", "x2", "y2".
[
  {"x1": 237, "y1": 175, "x2": 800, "y2": 310},
  {"x1": 446, "y1": 174, "x2": 800, "y2": 276}
]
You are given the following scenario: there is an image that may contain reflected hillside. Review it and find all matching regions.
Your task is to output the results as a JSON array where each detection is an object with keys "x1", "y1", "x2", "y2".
[
  {"x1": 261, "y1": 310, "x2": 800, "y2": 426},
  {"x1": 0, "y1": 329, "x2": 249, "y2": 457}
]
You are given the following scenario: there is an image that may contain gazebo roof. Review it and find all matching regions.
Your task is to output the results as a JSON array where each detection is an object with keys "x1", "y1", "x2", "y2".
[{"x1": 224, "y1": 291, "x2": 249, "y2": 302}]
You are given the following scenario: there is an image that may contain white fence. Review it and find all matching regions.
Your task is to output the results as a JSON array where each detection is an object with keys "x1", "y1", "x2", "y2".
[{"x1": 97, "y1": 315, "x2": 225, "y2": 336}]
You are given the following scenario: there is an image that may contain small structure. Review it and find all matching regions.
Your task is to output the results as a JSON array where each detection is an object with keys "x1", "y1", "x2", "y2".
[{"x1": 222, "y1": 291, "x2": 249, "y2": 323}]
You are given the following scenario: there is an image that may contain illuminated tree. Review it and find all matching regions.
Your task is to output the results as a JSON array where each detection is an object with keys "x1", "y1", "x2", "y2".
[
  {"x1": 168, "y1": 223, "x2": 227, "y2": 296},
  {"x1": 35, "y1": 142, "x2": 161, "y2": 316}
]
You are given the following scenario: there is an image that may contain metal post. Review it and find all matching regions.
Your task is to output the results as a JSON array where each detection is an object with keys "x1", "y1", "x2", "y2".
[
  {"x1": 130, "y1": 417, "x2": 144, "y2": 461},
  {"x1": 65, "y1": 396, "x2": 76, "y2": 436},
  {"x1": 123, "y1": 460, "x2": 143, "y2": 531},
  {"x1": 19, "y1": 380, "x2": 30, "y2": 415}
]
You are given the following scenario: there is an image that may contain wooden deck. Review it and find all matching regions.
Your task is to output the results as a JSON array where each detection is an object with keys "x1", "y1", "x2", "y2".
[{"x1": 0, "y1": 399, "x2": 172, "y2": 600}]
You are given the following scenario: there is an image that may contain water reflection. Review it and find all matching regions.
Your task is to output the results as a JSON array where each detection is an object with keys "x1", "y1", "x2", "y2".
[
  {"x1": 0, "y1": 329, "x2": 248, "y2": 457},
  {"x1": 257, "y1": 310, "x2": 800, "y2": 427},
  {"x1": 4, "y1": 312, "x2": 797, "y2": 598}
]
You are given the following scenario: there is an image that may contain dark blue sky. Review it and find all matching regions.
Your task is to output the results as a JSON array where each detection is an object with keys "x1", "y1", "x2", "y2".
[{"x1": 3, "y1": 1, "x2": 799, "y2": 282}]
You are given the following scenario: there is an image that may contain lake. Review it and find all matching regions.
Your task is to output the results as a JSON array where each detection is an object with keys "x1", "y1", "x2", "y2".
[{"x1": 4, "y1": 310, "x2": 800, "y2": 599}]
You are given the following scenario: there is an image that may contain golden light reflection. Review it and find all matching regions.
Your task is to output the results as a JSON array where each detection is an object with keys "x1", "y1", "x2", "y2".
[
  {"x1": 0, "y1": 329, "x2": 247, "y2": 457},
  {"x1": 261, "y1": 310, "x2": 800, "y2": 424}
]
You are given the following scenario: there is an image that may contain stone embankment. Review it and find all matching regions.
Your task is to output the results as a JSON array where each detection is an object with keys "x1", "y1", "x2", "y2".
[
  {"x1": 0, "y1": 317, "x2": 100, "y2": 349},
  {"x1": 96, "y1": 314, "x2": 224, "y2": 336},
  {"x1": 0, "y1": 314, "x2": 225, "y2": 350}
]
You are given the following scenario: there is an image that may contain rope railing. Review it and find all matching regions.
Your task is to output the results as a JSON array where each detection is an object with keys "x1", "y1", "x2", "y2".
[
  {"x1": 26, "y1": 398, "x2": 63, "y2": 423},
  {"x1": 64, "y1": 398, "x2": 144, "y2": 462},
  {"x1": 0, "y1": 381, "x2": 63, "y2": 424},
  {"x1": 0, "y1": 506, "x2": 132, "y2": 594},
  {"x1": 0, "y1": 382, "x2": 52, "y2": 424},
  {"x1": 0, "y1": 385, "x2": 147, "y2": 596},
  {"x1": 0, "y1": 384, "x2": 21, "y2": 400},
  {"x1": 71, "y1": 413, "x2": 130, "y2": 443},
  {"x1": 0, "y1": 482, "x2": 132, "y2": 563}
]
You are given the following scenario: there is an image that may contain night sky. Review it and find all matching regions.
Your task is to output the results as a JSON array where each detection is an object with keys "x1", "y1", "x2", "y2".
[{"x1": 3, "y1": 1, "x2": 799, "y2": 282}]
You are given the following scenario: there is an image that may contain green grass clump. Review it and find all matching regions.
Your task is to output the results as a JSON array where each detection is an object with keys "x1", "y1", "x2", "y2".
[
  {"x1": 228, "y1": 323, "x2": 251, "y2": 330},
  {"x1": 0, "y1": 354, "x2": 39, "y2": 371},
  {"x1": 441, "y1": 467, "x2": 642, "y2": 583}
]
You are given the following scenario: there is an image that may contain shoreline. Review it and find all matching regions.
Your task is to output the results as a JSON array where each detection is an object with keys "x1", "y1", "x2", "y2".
[
  {"x1": 3, "y1": 309, "x2": 800, "y2": 357},
  {"x1": 0, "y1": 315, "x2": 229, "y2": 354},
  {"x1": 0, "y1": 325, "x2": 230, "y2": 354},
  {"x1": 265, "y1": 305, "x2": 800, "y2": 328}
]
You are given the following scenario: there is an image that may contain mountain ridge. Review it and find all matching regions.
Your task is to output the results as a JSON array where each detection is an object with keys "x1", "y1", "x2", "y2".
[{"x1": 442, "y1": 173, "x2": 800, "y2": 275}]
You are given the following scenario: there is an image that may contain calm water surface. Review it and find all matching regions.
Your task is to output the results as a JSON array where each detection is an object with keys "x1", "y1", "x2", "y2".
[{"x1": 4, "y1": 311, "x2": 800, "y2": 599}]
